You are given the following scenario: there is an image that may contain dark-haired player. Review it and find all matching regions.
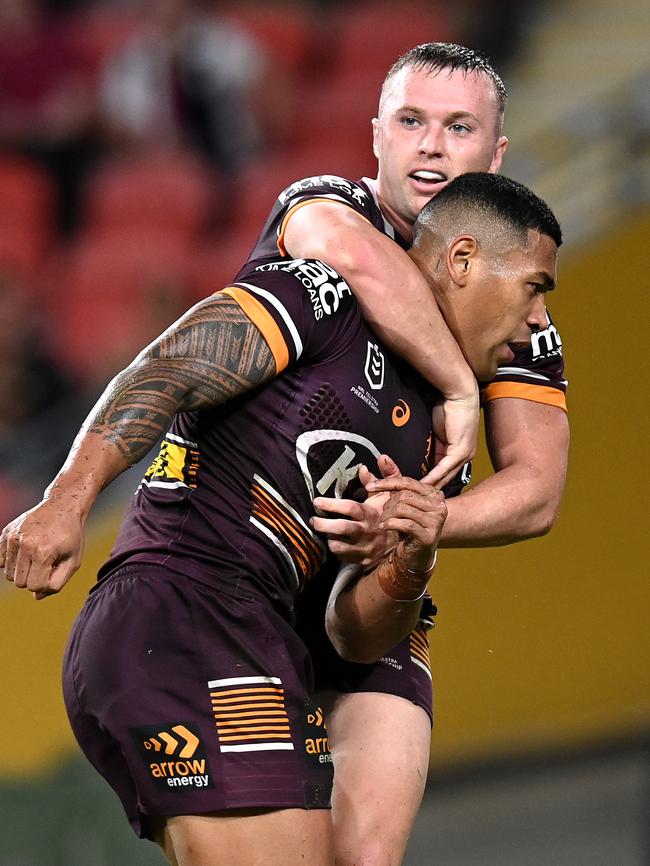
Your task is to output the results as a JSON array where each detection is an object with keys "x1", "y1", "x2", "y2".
[
  {"x1": 238, "y1": 42, "x2": 569, "y2": 865},
  {"x1": 1, "y1": 172, "x2": 561, "y2": 866}
]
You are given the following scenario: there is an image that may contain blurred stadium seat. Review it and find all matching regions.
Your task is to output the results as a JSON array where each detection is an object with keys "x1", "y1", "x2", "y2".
[
  {"x1": 53, "y1": 228, "x2": 192, "y2": 385},
  {"x1": 222, "y1": 2, "x2": 316, "y2": 75},
  {"x1": 332, "y1": 1, "x2": 458, "y2": 78},
  {"x1": 0, "y1": 156, "x2": 56, "y2": 272},
  {"x1": 81, "y1": 150, "x2": 217, "y2": 243},
  {"x1": 67, "y1": 5, "x2": 139, "y2": 81}
]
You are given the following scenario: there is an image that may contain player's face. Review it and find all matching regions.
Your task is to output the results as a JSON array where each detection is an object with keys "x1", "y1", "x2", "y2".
[
  {"x1": 452, "y1": 230, "x2": 558, "y2": 381},
  {"x1": 373, "y1": 66, "x2": 507, "y2": 241}
]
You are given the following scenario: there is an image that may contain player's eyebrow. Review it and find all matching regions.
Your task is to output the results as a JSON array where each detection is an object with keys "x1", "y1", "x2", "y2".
[{"x1": 531, "y1": 271, "x2": 556, "y2": 292}]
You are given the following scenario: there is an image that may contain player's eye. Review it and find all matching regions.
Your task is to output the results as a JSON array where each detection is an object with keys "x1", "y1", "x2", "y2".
[
  {"x1": 450, "y1": 122, "x2": 471, "y2": 134},
  {"x1": 400, "y1": 115, "x2": 420, "y2": 128}
]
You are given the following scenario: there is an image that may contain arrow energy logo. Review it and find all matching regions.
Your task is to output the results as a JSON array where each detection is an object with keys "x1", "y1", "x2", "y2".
[{"x1": 131, "y1": 721, "x2": 213, "y2": 790}]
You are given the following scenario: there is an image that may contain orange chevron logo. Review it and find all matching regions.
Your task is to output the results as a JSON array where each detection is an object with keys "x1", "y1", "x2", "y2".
[
  {"x1": 143, "y1": 724, "x2": 199, "y2": 758},
  {"x1": 392, "y1": 399, "x2": 411, "y2": 427},
  {"x1": 307, "y1": 707, "x2": 324, "y2": 727}
]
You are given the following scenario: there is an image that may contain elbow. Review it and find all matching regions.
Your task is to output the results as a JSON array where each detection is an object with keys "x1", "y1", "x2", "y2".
[
  {"x1": 523, "y1": 500, "x2": 561, "y2": 539},
  {"x1": 326, "y1": 621, "x2": 383, "y2": 666}
]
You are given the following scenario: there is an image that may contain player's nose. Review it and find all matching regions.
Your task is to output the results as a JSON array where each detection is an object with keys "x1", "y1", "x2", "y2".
[
  {"x1": 418, "y1": 125, "x2": 445, "y2": 157},
  {"x1": 527, "y1": 294, "x2": 549, "y2": 330}
]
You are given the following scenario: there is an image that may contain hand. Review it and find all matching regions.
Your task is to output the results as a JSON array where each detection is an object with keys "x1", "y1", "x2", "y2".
[
  {"x1": 421, "y1": 386, "x2": 478, "y2": 488},
  {"x1": 366, "y1": 476, "x2": 448, "y2": 571},
  {"x1": 311, "y1": 454, "x2": 401, "y2": 566},
  {"x1": 0, "y1": 497, "x2": 86, "y2": 600}
]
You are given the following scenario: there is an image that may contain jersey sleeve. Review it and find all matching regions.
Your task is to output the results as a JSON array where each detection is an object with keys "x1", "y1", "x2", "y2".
[
  {"x1": 221, "y1": 258, "x2": 361, "y2": 373},
  {"x1": 481, "y1": 312, "x2": 568, "y2": 412},
  {"x1": 243, "y1": 175, "x2": 386, "y2": 263}
]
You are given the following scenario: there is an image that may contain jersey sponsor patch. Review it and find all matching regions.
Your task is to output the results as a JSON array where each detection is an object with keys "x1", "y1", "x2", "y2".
[
  {"x1": 265, "y1": 258, "x2": 353, "y2": 321},
  {"x1": 141, "y1": 433, "x2": 200, "y2": 491},
  {"x1": 531, "y1": 320, "x2": 562, "y2": 360},
  {"x1": 278, "y1": 175, "x2": 369, "y2": 208},
  {"x1": 300, "y1": 699, "x2": 333, "y2": 769},
  {"x1": 296, "y1": 429, "x2": 381, "y2": 501},
  {"x1": 130, "y1": 721, "x2": 213, "y2": 790}
]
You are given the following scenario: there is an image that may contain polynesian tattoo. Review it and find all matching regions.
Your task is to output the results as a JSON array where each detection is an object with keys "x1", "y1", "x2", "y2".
[{"x1": 88, "y1": 296, "x2": 276, "y2": 463}]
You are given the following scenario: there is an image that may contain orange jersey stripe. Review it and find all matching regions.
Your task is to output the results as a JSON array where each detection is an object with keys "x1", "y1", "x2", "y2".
[
  {"x1": 482, "y1": 382, "x2": 567, "y2": 412},
  {"x1": 220, "y1": 287, "x2": 289, "y2": 373},
  {"x1": 277, "y1": 198, "x2": 373, "y2": 256},
  {"x1": 210, "y1": 687, "x2": 285, "y2": 699}
]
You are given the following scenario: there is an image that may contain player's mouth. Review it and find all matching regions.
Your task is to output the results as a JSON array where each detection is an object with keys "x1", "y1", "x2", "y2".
[{"x1": 408, "y1": 170, "x2": 448, "y2": 193}]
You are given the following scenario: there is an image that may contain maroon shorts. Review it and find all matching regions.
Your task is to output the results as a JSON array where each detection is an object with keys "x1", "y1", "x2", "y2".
[
  {"x1": 295, "y1": 573, "x2": 435, "y2": 725},
  {"x1": 62, "y1": 564, "x2": 333, "y2": 839}
]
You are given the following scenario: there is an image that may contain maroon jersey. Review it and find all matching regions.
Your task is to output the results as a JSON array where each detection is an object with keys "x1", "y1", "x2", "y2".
[
  {"x1": 239, "y1": 173, "x2": 568, "y2": 414},
  {"x1": 99, "y1": 259, "x2": 437, "y2": 615}
]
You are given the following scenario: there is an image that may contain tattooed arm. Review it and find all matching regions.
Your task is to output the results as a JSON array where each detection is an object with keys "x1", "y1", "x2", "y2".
[{"x1": 0, "y1": 295, "x2": 276, "y2": 599}]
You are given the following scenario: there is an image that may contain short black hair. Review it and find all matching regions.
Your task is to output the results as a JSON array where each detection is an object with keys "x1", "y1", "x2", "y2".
[
  {"x1": 384, "y1": 42, "x2": 508, "y2": 119},
  {"x1": 415, "y1": 172, "x2": 563, "y2": 248}
]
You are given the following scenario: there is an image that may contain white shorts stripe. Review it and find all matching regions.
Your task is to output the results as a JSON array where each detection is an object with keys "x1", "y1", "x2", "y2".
[
  {"x1": 219, "y1": 742, "x2": 295, "y2": 753},
  {"x1": 208, "y1": 675, "x2": 283, "y2": 688}
]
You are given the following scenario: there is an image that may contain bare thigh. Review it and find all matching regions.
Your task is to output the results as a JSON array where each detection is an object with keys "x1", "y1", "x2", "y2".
[
  {"x1": 321, "y1": 691, "x2": 431, "y2": 866},
  {"x1": 155, "y1": 807, "x2": 334, "y2": 866}
]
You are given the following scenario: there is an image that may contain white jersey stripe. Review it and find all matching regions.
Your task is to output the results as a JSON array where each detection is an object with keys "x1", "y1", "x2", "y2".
[
  {"x1": 495, "y1": 366, "x2": 551, "y2": 382},
  {"x1": 249, "y1": 516, "x2": 300, "y2": 587}
]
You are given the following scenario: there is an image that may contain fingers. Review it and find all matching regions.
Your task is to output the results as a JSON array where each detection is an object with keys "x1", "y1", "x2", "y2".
[
  {"x1": 313, "y1": 496, "x2": 368, "y2": 521},
  {"x1": 378, "y1": 454, "x2": 402, "y2": 479},
  {"x1": 420, "y1": 451, "x2": 466, "y2": 489}
]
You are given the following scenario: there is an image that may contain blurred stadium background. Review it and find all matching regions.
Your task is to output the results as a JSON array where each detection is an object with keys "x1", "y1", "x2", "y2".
[{"x1": 0, "y1": 0, "x2": 648, "y2": 863}]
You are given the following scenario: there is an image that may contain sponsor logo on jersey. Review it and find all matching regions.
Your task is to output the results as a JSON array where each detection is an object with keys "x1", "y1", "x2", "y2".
[
  {"x1": 364, "y1": 341, "x2": 385, "y2": 390},
  {"x1": 130, "y1": 722, "x2": 213, "y2": 790},
  {"x1": 296, "y1": 429, "x2": 381, "y2": 501},
  {"x1": 278, "y1": 175, "x2": 368, "y2": 207},
  {"x1": 350, "y1": 383, "x2": 379, "y2": 414},
  {"x1": 277, "y1": 259, "x2": 352, "y2": 320},
  {"x1": 392, "y1": 399, "x2": 411, "y2": 427},
  {"x1": 531, "y1": 321, "x2": 563, "y2": 359},
  {"x1": 302, "y1": 701, "x2": 332, "y2": 766},
  {"x1": 140, "y1": 433, "x2": 199, "y2": 491}
]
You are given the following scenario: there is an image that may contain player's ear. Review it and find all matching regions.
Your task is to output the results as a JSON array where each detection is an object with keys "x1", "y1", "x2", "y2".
[
  {"x1": 488, "y1": 136, "x2": 508, "y2": 174},
  {"x1": 372, "y1": 118, "x2": 380, "y2": 159},
  {"x1": 447, "y1": 236, "x2": 478, "y2": 287}
]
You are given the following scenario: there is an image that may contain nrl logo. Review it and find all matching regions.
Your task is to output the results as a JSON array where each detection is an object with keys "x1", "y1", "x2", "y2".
[{"x1": 364, "y1": 341, "x2": 385, "y2": 390}]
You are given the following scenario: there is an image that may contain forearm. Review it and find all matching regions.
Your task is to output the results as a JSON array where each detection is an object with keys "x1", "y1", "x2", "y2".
[
  {"x1": 285, "y1": 205, "x2": 474, "y2": 397},
  {"x1": 325, "y1": 480, "x2": 444, "y2": 663},
  {"x1": 439, "y1": 399, "x2": 570, "y2": 547},
  {"x1": 326, "y1": 562, "x2": 423, "y2": 664},
  {"x1": 439, "y1": 466, "x2": 559, "y2": 547}
]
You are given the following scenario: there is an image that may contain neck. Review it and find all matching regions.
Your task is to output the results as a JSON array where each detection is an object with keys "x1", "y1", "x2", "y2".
[{"x1": 366, "y1": 177, "x2": 415, "y2": 245}]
